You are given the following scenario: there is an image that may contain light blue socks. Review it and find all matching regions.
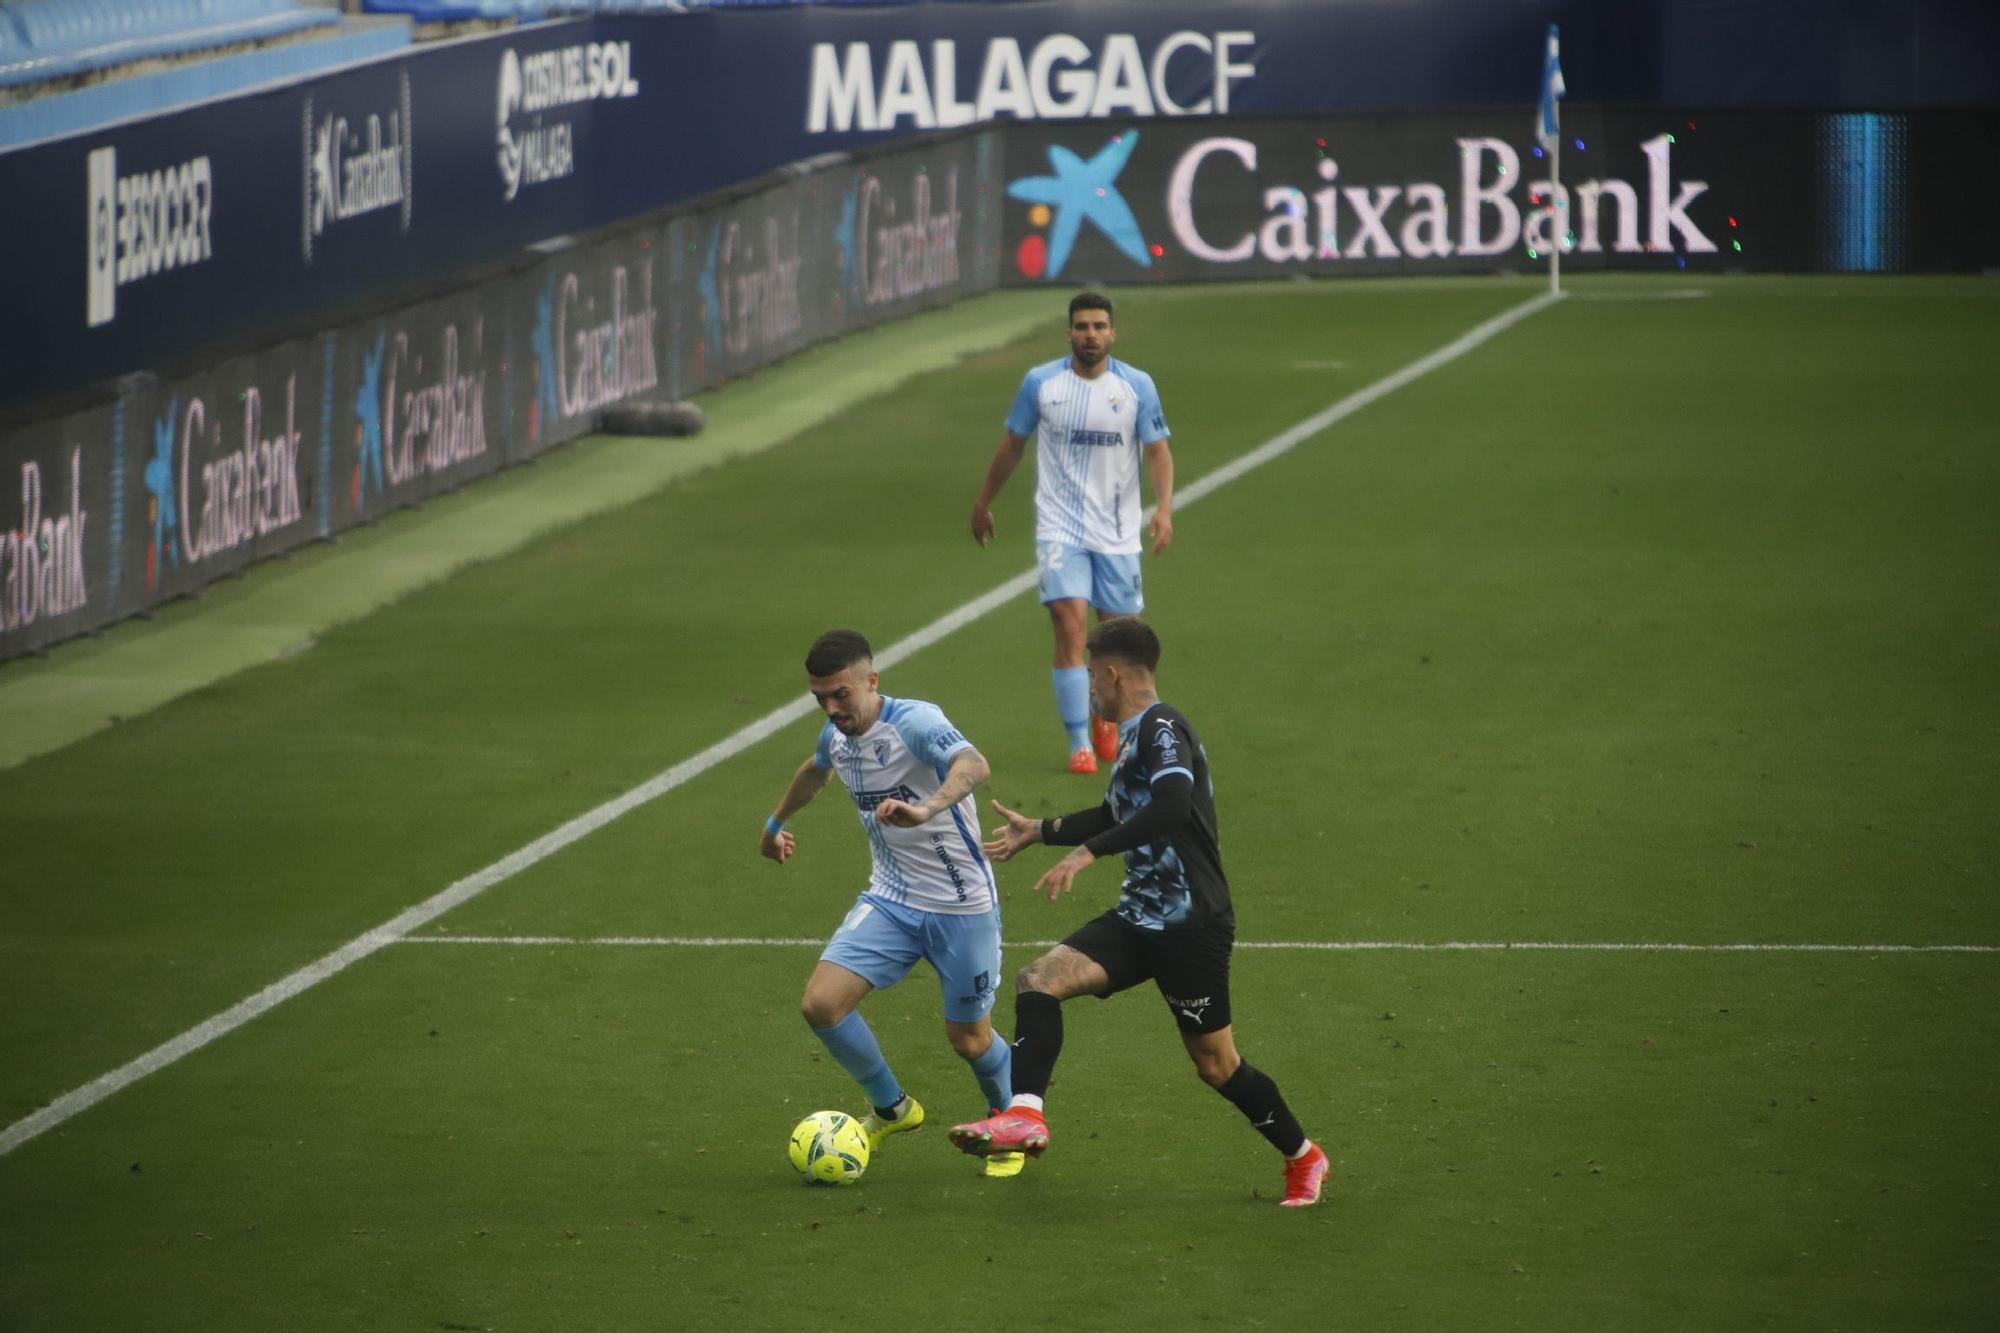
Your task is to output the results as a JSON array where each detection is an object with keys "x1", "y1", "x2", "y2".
[
  {"x1": 967, "y1": 1028, "x2": 1013, "y2": 1111},
  {"x1": 1052, "y1": 665, "x2": 1090, "y2": 751},
  {"x1": 812, "y1": 1011, "x2": 903, "y2": 1110}
]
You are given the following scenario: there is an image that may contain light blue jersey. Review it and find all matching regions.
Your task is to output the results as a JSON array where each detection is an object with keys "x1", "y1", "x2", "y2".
[
  {"x1": 1006, "y1": 356, "x2": 1170, "y2": 555},
  {"x1": 813, "y1": 696, "x2": 998, "y2": 914}
]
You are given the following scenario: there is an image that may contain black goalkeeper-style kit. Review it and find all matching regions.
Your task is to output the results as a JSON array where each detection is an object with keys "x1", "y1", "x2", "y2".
[
  {"x1": 1041, "y1": 701, "x2": 1237, "y2": 1036},
  {"x1": 1008, "y1": 697, "x2": 1312, "y2": 1163},
  {"x1": 1041, "y1": 701, "x2": 1234, "y2": 932}
]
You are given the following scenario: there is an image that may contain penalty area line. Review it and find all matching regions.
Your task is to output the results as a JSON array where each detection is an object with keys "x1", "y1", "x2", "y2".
[
  {"x1": 1, "y1": 290, "x2": 1561, "y2": 1162},
  {"x1": 393, "y1": 935, "x2": 2000, "y2": 955}
]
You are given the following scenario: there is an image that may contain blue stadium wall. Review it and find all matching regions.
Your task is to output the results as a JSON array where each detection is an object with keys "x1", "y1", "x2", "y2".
[{"x1": 2, "y1": 1, "x2": 1997, "y2": 659}]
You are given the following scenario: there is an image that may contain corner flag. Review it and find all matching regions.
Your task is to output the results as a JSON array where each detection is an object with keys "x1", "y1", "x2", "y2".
[
  {"x1": 1537, "y1": 24, "x2": 1565, "y2": 150},
  {"x1": 1537, "y1": 23, "x2": 1567, "y2": 294}
]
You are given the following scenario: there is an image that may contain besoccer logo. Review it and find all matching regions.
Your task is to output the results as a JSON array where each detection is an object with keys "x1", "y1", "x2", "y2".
[{"x1": 1007, "y1": 131, "x2": 1153, "y2": 281}]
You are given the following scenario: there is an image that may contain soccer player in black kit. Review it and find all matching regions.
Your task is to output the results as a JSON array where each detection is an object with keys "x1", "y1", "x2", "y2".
[{"x1": 949, "y1": 618, "x2": 1330, "y2": 1206}]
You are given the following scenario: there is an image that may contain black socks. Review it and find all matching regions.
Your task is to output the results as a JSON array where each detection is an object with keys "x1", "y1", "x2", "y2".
[
  {"x1": 1008, "y1": 991, "x2": 1064, "y2": 1100},
  {"x1": 1216, "y1": 1060, "x2": 1307, "y2": 1157}
]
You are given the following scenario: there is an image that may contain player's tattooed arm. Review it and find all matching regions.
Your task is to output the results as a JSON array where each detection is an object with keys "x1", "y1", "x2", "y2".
[
  {"x1": 1036, "y1": 845, "x2": 1098, "y2": 902},
  {"x1": 924, "y1": 746, "x2": 990, "y2": 818},
  {"x1": 875, "y1": 747, "x2": 990, "y2": 828}
]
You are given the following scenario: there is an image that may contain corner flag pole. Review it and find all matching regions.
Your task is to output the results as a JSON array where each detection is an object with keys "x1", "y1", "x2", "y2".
[{"x1": 1538, "y1": 24, "x2": 1566, "y2": 296}]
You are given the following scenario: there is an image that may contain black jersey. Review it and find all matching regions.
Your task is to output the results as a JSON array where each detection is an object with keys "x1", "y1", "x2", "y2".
[{"x1": 1047, "y1": 702, "x2": 1234, "y2": 932}]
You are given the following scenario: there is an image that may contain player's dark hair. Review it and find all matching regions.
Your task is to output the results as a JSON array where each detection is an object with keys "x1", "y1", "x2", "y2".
[
  {"x1": 1069, "y1": 291, "x2": 1114, "y2": 323},
  {"x1": 1085, "y1": 617, "x2": 1160, "y2": 672},
  {"x1": 805, "y1": 629, "x2": 873, "y2": 677}
]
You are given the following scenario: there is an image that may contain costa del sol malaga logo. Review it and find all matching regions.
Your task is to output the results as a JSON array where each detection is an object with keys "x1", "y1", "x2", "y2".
[{"x1": 1007, "y1": 131, "x2": 1153, "y2": 280}]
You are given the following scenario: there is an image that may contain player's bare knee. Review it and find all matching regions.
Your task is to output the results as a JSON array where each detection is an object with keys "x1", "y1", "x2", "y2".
[
  {"x1": 800, "y1": 990, "x2": 848, "y2": 1030},
  {"x1": 945, "y1": 1026, "x2": 988, "y2": 1060},
  {"x1": 1014, "y1": 961, "x2": 1047, "y2": 994},
  {"x1": 1191, "y1": 1046, "x2": 1239, "y2": 1088}
]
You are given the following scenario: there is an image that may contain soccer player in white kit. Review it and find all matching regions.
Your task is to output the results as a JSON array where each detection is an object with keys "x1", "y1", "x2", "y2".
[
  {"x1": 759, "y1": 629, "x2": 1023, "y2": 1178},
  {"x1": 970, "y1": 292, "x2": 1176, "y2": 775}
]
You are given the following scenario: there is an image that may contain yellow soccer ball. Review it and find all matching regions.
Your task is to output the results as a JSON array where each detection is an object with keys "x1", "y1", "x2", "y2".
[{"x1": 787, "y1": 1110, "x2": 871, "y2": 1186}]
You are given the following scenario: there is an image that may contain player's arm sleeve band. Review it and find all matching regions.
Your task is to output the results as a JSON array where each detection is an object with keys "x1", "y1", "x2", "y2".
[
  {"x1": 1042, "y1": 803, "x2": 1116, "y2": 847},
  {"x1": 765, "y1": 815, "x2": 785, "y2": 835},
  {"x1": 1082, "y1": 772, "x2": 1194, "y2": 858}
]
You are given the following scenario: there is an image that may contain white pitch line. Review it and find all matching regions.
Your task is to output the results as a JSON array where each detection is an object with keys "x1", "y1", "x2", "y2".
[
  {"x1": 1, "y1": 289, "x2": 1561, "y2": 1161},
  {"x1": 396, "y1": 935, "x2": 2000, "y2": 955}
]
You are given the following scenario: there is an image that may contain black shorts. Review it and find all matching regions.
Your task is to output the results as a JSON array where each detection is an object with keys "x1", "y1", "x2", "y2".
[{"x1": 1062, "y1": 910, "x2": 1235, "y2": 1035}]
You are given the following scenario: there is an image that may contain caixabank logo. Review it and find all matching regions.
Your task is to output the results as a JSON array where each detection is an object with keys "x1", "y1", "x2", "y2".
[
  {"x1": 2, "y1": 446, "x2": 89, "y2": 635},
  {"x1": 693, "y1": 208, "x2": 804, "y2": 379},
  {"x1": 349, "y1": 321, "x2": 491, "y2": 515},
  {"x1": 1006, "y1": 131, "x2": 1153, "y2": 281},
  {"x1": 833, "y1": 165, "x2": 967, "y2": 310},
  {"x1": 142, "y1": 379, "x2": 306, "y2": 592},
  {"x1": 527, "y1": 258, "x2": 659, "y2": 444},
  {"x1": 303, "y1": 72, "x2": 413, "y2": 263},
  {"x1": 1006, "y1": 120, "x2": 1726, "y2": 281}
]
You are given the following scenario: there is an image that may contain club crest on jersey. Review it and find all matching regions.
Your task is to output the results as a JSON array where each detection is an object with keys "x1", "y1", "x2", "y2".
[{"x1": 874, "y1": 740, "x2": 890, "y2": 766}]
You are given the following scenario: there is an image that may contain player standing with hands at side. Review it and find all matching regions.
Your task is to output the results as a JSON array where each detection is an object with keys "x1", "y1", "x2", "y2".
[
  {"x1": 970, "y1": 292, "x2": 1175, "y2": 775},
  {"x1": 947, "y1": 618, "x2": 1331, "y2": 1206}
]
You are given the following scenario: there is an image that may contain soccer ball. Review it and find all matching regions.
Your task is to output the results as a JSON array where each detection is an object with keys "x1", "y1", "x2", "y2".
[{"x1": 788, "y1": 1110, "x2": 870, "y2": 1186}]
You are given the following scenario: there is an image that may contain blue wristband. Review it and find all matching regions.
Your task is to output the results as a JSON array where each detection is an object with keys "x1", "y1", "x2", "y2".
[{"x1": 765, "y1": 816, "x2": 785, "y2": 835}]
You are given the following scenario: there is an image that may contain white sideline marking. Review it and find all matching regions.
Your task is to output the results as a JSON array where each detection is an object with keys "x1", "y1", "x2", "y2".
[
  {"x1": 1, "y1": 290, "x2": 1561, "y2": 1161},
  {"x1": 397, "y1": 935, "x2": 1999, "y2": 955}
]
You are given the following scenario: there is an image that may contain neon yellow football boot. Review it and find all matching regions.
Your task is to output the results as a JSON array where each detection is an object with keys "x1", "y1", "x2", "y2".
[
  {"x1": 982, "y1": 1150, "x2": 1027, "y2": 1179},
  {"x1": 859, "y1": 1095, "x2": 925, "y2": 1153}
]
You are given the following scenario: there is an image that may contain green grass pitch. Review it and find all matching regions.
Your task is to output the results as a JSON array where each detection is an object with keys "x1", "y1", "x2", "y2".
[{"x1": 2, "y1": 275, "x2": 1997, "y2": 1330}]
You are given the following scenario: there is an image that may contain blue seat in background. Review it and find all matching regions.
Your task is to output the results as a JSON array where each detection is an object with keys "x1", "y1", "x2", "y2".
[
  {"x1": 0, "y1": 0, "x2": 340, "y2": 89},
  {"x1": 0, "y1": 13, "x2": 24, "y2": 70},
  {"x1": 354, "y1": 0, "x2": 944, "y2": 22},
  {"x1": 355, "y1": 0, "x2": 702, "y2": 18},
  {"x1": 358, "y1": 0, "x2": 549, "y2": 20}
]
